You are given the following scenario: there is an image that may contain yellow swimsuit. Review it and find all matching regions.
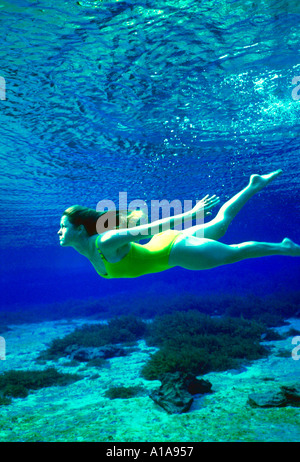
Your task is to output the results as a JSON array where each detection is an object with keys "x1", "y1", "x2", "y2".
[{"x1": 95, "y1": 229, "x2": 182, "y2": 279}]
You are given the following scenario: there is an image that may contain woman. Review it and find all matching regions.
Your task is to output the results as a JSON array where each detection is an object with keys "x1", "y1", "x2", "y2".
[{"x1": 58, "y1": 169, "x2": 300, "y2": 278}]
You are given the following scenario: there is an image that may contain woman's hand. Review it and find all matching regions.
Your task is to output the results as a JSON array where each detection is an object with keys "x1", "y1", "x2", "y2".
[{"x1": 192, "y1": 194, "x2": 220, "y2": 217}]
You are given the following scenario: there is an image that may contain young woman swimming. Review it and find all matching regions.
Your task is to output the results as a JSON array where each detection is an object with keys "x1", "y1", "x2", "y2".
[{"x1": 58, "y1": 169, "x2": 300, "y2": 278}]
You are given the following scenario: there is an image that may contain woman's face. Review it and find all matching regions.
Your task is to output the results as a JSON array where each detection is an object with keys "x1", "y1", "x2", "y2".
[{"x1": 58, "y1": 215, "x2": 78, "y2": 246}]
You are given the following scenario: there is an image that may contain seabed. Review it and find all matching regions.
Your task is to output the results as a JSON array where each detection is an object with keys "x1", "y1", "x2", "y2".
[{"x1": 0, "y1": 318, "x2": 299, "y2": 442}]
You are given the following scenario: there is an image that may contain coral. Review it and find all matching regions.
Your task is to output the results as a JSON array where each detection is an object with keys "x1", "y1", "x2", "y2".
[{"x1": 0, "y1": 368, "x2": 81, "y2": 403}]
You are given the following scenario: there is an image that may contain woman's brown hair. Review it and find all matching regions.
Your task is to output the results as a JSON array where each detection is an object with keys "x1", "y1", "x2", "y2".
[{"x1": 62, "y1": 205, "x2": 144, "y2": 236}]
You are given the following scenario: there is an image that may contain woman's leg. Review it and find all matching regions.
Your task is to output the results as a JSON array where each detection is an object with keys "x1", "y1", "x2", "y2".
[
  {"x1": 185, "y1": 169, "x2": 282, "y2": 241},
  {"x1": 168, "y1": 236, "x2": 300, "y2": 271}
]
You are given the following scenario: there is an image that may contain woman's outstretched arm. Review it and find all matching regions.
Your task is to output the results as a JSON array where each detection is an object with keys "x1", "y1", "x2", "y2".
[{"x1": 99, "y1": 194, "x2": 220, "y2": 250}]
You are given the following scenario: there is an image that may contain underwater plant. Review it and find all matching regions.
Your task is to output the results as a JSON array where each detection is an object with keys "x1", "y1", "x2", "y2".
[
  {"x1": 85, "y1": 358, "x2": 108, "y2": 368},
  {"x1": 141, "y1": 310, "x2": 273, "y2": 380},
  {"x1": 38, "y1": 315, "x2": 147, "y2": 360},
  {"x1": 104, "y1": 385, "x2": 146, "y2": 400},
  {"x1": 0, "y1": 367, "x2": 81, "y2": 404},
  {"x1": 0, "y1": 395, "x2": 12, "y2": 406},
  {"x1": 1, "y1": 291, "x2": 299, "y2": 328},
  {"x1": 36, "y1": 309, "x2": 281, "y2": 383}
]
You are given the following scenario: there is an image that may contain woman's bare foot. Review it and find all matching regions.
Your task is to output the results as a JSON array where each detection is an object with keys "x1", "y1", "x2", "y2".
[
  {"x1": 281, "y1": 238, "x2": 300, "y2": 256},
  {"x1": 249, "y1": 169, "x2": 283, "y2": 192}
]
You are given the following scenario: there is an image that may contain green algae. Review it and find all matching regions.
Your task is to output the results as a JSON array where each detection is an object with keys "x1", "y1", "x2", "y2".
[
  {"x1": 0, "y1": 367, "x2": 81, "y2": 404},
  {"x1": 104, "y1": 385, "x2": 146, "y2": 400},
  {"x1": 141, "y1": 311, "x2": 272, "y2": 380},
  {"x1": 38, "y1": 315, "x2": 147, "y2": 360}
]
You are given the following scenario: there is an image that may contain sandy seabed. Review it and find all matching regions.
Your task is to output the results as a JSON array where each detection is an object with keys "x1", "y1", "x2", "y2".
[{"x1": 0, "y1": 317, "x2": 299, "y2": 442}]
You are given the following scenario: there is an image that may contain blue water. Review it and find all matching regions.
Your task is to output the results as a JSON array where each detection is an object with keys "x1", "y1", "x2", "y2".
[
  {"x1": 1, "y1": 0, "x2": 300, "y2": 316},
  {"x1": 1, "y1": 0, "x2": 300, "y2": 444}
]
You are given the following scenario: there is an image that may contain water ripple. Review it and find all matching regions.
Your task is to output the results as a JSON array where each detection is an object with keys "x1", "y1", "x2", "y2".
[{"x1": 0, "y1": 0, "x2": 300, "y2": 246}]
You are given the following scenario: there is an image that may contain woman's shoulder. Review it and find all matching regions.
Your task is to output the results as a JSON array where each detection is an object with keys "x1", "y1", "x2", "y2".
[{"x1": 91, "y1": 233, "x2": 131, "y2": 263}]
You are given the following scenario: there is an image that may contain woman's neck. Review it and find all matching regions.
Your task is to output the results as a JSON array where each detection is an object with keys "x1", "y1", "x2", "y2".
[{"x1": 72, "y1": 235, "x2": 95, "y2": 259}]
